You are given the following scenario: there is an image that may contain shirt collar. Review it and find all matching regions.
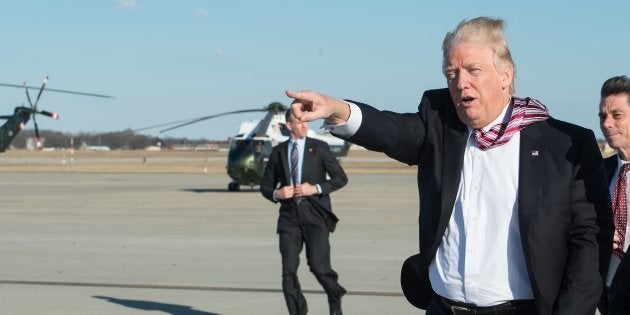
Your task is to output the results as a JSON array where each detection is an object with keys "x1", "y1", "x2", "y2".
[
  {"x1": 467, "y1": 99, "x2": 512, "y2": 133},
  {"x1": 291, "y1": 137, "x2": 306, "y2": 147},
  {"x1": 617, "y1": 156, "x2": 630, "y2": 173}
]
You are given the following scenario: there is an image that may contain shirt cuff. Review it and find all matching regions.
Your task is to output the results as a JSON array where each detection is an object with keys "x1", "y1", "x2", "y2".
[
  {"x1": 316, "y1": 184, "x2": 322, "y2": 194},
  {"x1": 321, "y1": 101, "x2": 362, "y2": 137}
]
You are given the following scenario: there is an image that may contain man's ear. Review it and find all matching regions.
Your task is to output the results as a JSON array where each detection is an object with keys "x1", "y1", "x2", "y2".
[{"x1": 501, "y1": 64, "x2": 513, "y2": 90}]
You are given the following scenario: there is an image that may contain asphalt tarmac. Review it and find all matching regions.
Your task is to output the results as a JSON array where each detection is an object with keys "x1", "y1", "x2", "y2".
[{"x1": 0, "y1": 171, "x2": 424, "y2": 314}]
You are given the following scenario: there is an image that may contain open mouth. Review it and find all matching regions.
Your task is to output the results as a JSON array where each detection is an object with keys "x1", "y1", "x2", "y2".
[{"x1": 461, "y1": 96, "x2": 475, "y2": 105}]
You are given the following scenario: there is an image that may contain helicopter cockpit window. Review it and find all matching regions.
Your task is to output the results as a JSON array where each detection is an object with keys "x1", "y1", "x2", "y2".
[
  {"x1": 264, "y1": 141, "x2": 272, "y2": 157},
  {"x1": 229, "y1": 139, "x2": 272, "y2": 165},
  {"x1": 253, "y1": 140, "x2": 273, "y2": 164}
]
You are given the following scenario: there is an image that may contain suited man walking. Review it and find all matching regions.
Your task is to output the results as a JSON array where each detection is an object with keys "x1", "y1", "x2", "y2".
[
  {"x1": 261, "y1": 110, "x2": 348, "y2": 315},
  {"x1": 598, "y1": 75, "x2": 630, "y2": 315},
  {"x1": 286, "y1": 17, "x2": 612, "y2": 315}
]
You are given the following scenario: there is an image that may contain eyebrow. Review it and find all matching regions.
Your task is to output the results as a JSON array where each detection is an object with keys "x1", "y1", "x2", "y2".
[
  {"x1": 444, "y1": 61, "x2": 483, "y2": 71},
  {"x1": 600, "y1": 108, "x2": 624, "y2": 115}
]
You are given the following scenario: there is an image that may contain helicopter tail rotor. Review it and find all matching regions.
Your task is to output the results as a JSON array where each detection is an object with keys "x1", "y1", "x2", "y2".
[
  {"x1": 22, "y1": 76, "x2": 57, "y2": 149},
  {"x1": 23, "y1": 76, "x2": 48, "y2": 109},
  {"x1": 0, "y1": 75, "x2": 111, "y2": 152}
]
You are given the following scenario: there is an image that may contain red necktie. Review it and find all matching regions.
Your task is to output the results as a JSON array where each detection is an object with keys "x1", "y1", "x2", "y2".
[
  {"x1": 613, "y1": 163, "x2": 630, "y2": 258},
  {"x1": 473, "y1": 123, "x2": 507, "y2": 150},
  {"x1": 473, "y1": 96, "x2": 549, "y2": 151}
]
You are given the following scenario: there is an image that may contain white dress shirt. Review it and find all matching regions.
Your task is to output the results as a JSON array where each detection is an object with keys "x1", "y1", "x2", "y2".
[
  {"x1": 606, "y1": 158, "x2": 630, "y2": 287},
  {"x1": 288, "y1": 138, "x2": 306, "y2": 185},
  {"x1": 326, "y1": 101, "x2": 533, "y2": 306}
]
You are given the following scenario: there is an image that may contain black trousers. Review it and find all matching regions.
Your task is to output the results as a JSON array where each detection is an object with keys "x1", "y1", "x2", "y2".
[{"x1": 277, "y1": 203, "x2": 345, "y2": 315}]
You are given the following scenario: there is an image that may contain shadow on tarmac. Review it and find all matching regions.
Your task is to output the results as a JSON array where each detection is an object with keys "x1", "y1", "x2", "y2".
[
  {"x1": 93, "y1": 296, "x2": 221, "y2": 315},
  {"x1": 181, "y1": 188, "x2": 259, "y2": 193}
]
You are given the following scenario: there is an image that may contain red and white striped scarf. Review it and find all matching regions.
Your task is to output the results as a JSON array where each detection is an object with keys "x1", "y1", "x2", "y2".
[{"x1": 473, "y1": 97, "x2": 549, "y2": 151}]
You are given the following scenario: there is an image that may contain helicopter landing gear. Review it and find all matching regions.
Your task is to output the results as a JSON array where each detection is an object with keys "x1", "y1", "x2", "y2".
[{"x1": 228, "y1": 182, "x2": 240, "y2": 192}]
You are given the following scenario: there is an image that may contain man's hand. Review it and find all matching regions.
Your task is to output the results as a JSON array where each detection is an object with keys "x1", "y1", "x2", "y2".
[
  {"x1": 276, "y1": 183, "x2": 318, "y2": 200},
  {"x1": 294, "y1": 183, "x2": 318, "y2": 197},
  {"x1": 286, "y1": 90, "x2": 350, "y2": 125},
  {"x1": 275, "y1": 186, "x2": 295, "y2": 200}
]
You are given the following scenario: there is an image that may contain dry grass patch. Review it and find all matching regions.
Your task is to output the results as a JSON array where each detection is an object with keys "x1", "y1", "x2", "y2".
[{"x1": 0, "y1": 149, "x2": 416, "y2": 174}]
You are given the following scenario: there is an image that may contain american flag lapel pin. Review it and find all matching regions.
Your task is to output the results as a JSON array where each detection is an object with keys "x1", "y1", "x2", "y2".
[{"x1": 531, "y1": 150, "x2": 539, "y2": 157}]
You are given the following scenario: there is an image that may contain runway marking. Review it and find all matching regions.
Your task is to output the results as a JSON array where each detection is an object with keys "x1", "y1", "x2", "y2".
[{"x1": 0, "y1": 280, "x2": 403, "y2": 297}]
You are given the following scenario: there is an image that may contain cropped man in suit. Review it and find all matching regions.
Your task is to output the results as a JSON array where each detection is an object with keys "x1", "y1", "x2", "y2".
[
  {"x1": 598, "y1": 75, "x2": 630, "y2": 315},
  {"x1": 286, "y1": 17, "x2": 612, "y2": 315},
  {"x1": 261, "y1": 110, "x2": 348, "y2": 315}
]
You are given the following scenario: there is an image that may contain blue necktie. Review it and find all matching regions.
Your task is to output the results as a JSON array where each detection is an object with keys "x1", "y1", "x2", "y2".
[{"x1": 291, "y1": 141, "x2": 302, "y2": 204}]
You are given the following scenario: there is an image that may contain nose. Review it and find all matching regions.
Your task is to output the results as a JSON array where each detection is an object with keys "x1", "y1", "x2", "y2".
[
  {"x1": 600, "y1": 115, "x2": 613, "y2": 130},
  {"x1": 455, "y1": 72, "x2": 470, "y2": 90}
]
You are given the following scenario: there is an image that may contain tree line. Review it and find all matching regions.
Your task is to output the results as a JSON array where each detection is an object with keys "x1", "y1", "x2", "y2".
[{"x1": 12, "y1": 129, "x2": 227, "y2": 150}]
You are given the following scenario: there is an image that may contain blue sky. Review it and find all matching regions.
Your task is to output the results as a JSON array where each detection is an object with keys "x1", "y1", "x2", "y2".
[{"x1": 0, "y1": 0, "x2": 628, "y2": 141}]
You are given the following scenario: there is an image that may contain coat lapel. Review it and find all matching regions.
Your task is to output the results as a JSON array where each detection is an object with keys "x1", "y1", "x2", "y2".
[
  {"x1": 604, "y1": 155, "x2": 618, "y2": 185},
  {"x1": 280, "y1": 141, "x2": 291, "y2": 184},
  {"x1": 301, "y1": 138, "x2": 315, "y2": 182},
  {"x1": 518, "y1": 123, "x2": 544, "y2": 240},
  {"x1": 441, "y1": 119, "x2": 468, "y2": 226}
]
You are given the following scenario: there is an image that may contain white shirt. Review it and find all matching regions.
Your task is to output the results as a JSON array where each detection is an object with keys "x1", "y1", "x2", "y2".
[
  {"x1": 327, "y1": 101, "x2": 533, "y2": 306},
  {"x1": 288, "y1": 138, "x2": 306, "y2": 185},
  {"x1": 606, "y1": 157, "x2": 630, "y2": 287}
]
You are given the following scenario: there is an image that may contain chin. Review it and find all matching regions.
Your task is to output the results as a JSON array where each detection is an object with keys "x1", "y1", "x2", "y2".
[
  {"x1": 606, "y1": 136, "x2": 621, "y2": 146},
  {"x1": 456, "y1": 112, "x2": 476, "y2": 125},
  {"x1": 608, "y1": 142, "x2": 624, "y2": 152}
]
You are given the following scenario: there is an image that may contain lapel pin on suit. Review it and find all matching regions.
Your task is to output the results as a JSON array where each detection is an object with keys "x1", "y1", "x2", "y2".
[{"x1": 531, "y1": 150, "x2": 539, "y2": 157}]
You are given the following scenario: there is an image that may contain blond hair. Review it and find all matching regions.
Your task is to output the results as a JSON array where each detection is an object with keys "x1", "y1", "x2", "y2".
[{"x1": 442, "y1": 17, "x2": 516, "y2": 95}]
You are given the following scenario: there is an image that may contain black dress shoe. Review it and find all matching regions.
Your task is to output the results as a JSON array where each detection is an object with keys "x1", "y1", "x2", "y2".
[{"x1": 329, "y1": 287, "x2": 345, "y2": 315}]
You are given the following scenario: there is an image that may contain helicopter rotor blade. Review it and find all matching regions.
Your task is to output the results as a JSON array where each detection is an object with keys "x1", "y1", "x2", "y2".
[
  {"x1": 24, "y1": 82, "x2": 34, "y2": 108},
  {"x1": 0, "y1": 82, "x2": 114, "y2": 99},
  {"x1": 39, "y1": 110, "x2": 59, "y2": 120},
  {"x1": 158, "y1": 109, "x2": 267, "y2": 133},
  {"x1": 33, "y1": 76, "x2": 49, "y2": 108},
  {"x1": 132, "y1": 118, "x2": 207, "y2": 133},
  {"x1": 133, "y1": 102, "x2": 287, "y2": 134},
  {"x1": 32, "y1": 114, "x2": 42, "y2": 149}
]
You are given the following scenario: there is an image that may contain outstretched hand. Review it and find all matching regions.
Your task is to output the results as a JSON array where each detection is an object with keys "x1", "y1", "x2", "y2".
[{"x1": 285, "y1": 90, "x2": 350, "y2": 125}]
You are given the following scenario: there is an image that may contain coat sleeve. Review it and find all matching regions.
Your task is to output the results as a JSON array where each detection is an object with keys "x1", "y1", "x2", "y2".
[
  {"x1": 260, "y1": 146, "x2": 281, "y2": 203},
  {"x1": 345, "y1": 102, "x2": 427, "y2": 166},
  {"x1": 609, "y1": 254, "x2": 630, "y2": 314},
  {"x1": 555, "y1": 129, "x2": 613, "y2": 315},
  {"x1": 317, "y1": 141, "x2": 348, "y2": 195}
]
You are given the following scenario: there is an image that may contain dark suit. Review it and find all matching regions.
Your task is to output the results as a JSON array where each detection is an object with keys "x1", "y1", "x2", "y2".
[
  {"x1": 261, "y1": 137, "x2": 347, "y2": 315},
  {"x1": 602, "y1": 156, "x2": 630, "y2": 315},
  {"x1": 340, "y1": 88, "x2": 613, "y2": 315}
]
